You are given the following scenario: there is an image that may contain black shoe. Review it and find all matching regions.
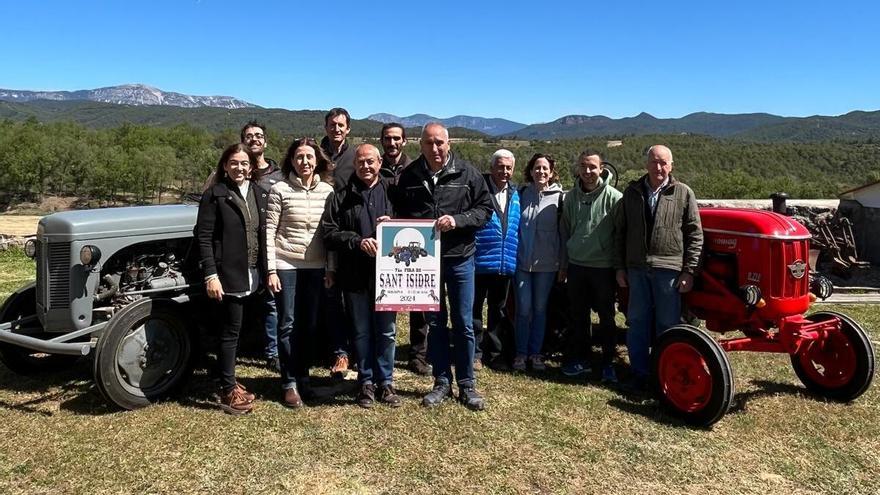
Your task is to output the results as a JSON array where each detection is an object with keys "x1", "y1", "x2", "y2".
[
  {"x1": 487, "y1": 358, "x2": 510, "y2": 372},
  {"x1": 621, "y1": 376, "x2": 649, "y2": 396},
  {"x1": 297, "y1": 379, "x2": 316, "y2": 401},
  {"x1": 356, "y1": 383, "x2": 376, "y2": 409},
  {"x1": 421, "y1": 381, "x2": 452, "y2": 407},
  {"x1": 266, "y1": 356, "x2": 280, "y2": 373},
  {"x1": 458, "y1": 386, "x2": 485, "y2": 411},
  {"x1": 379, "y1": 385, "x2": 402, "y2": 408},
  {"x1": 409, "y1": 359, "x2": 433, "y2": 376}
]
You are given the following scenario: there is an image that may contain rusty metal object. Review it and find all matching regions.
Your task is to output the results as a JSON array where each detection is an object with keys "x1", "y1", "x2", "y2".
[{"x1": 811, "y1": 216, "x2": 871, "y2": 277}]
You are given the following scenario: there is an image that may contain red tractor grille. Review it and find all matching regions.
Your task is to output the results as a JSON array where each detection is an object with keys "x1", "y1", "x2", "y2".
[{"x1": 769, "y1": 240, "x2": 809, "y2": 298}]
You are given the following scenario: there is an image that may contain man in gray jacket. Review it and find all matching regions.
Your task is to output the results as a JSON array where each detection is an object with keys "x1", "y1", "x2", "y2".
[{"x1": 613, "y1": 145, "x2": 703, "y2": 392}]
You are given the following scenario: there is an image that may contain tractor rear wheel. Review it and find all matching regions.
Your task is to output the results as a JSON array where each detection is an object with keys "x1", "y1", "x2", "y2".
[
  {"x1": 791, "y1": 311, "x2": 875, "y2": 401},
  {"x1": 652, "y1": 324, "x2": 735, "y2": 427}
]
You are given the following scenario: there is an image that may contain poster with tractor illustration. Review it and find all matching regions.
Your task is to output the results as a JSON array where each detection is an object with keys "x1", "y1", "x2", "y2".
[{"x1": 375, "y1": 219, "x2": 441, "y2": 311}]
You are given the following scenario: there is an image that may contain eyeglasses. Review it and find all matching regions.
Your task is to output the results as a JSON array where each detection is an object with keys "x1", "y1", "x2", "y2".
[{"x1": 244, "y1": 133, "x2": 265, "y2": 141}]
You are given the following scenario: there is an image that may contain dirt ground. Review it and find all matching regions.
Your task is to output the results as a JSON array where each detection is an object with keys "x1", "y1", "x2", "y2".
[{"x1": 0, "y1": 215, "x2": 41, "y2": 237}]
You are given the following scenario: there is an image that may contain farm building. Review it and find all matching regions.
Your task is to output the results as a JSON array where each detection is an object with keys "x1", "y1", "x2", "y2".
[{"x1": 838, "y1": 180, "x2": 880, "y2": 263}]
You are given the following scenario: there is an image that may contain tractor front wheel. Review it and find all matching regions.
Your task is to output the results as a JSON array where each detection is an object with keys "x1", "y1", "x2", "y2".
[
  {"x1": 791, "y1": 311, "x2": 875, "y2": 402},
  {"x1": 652, "y1": 324, "x2": 735, "y2": 427},
  {"x1": 0, "y1": 283, "x2": 80, "y2": 374}
]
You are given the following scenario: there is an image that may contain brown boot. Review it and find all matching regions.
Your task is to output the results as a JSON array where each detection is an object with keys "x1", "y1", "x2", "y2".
[
  {"x1": 282, "y1": 386, "x2": 303, "y2": 408},
  {"x1": 220, "y1": 387, "x2": 255, "y2": 415},
  {"x1": 330, "y1": 354, "x2": 350, "y2": 379},
  {"x1": 234, "y1": 381, "x2": 255, "y2": 403}
]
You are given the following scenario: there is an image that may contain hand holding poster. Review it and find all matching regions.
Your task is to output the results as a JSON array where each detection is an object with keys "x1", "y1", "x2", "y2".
[{"x1": 375, "y1": 219, "x2": 441, "y2": 312}]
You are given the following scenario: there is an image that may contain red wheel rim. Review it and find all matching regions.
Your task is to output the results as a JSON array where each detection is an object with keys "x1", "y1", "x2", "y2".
[
  {"x1": 797, "y1": 326, "x2": 857, "y2": 388},
  {"x1": 658, "y1": 342, "x2": 714, "y2": 413}
]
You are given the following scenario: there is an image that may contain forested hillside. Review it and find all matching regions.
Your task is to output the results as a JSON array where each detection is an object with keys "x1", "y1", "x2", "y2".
[{"x1": 1, "y1": 119, "x2": 877, "y2": 207}]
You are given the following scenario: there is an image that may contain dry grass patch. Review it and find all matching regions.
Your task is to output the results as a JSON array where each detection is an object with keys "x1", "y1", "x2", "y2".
[{"x1": 0, "y1": 250, "x2": 878, "y2": 493}]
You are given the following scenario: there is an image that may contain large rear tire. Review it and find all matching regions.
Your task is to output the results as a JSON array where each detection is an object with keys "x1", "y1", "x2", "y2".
[
  {"x1": 93, "y1": 298, "x2": 194, "y2": 410},
  {"x1": 0, "y1": 283, "x2": 80, "y2": 374},
  {"x1": 652, "y1": 324, "x2": 735, "y2": 427},
  {"x1": 791, "y1": 311, "x2": 875, "y2": 401}
]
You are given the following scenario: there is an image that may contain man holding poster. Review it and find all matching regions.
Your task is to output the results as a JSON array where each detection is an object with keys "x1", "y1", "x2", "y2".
[
  {"x1": 322, "y1": 144, "x2": 400, "y2": 408},
  {"x1": 392, "y1": 123, "x2": 493, "y2": 411}
]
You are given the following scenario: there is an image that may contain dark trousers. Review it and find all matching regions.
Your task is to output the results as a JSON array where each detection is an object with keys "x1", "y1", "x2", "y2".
[
  {"x1": 323, "y1": 284, "x2": 351, "y2": 359},
  {"x1": 277, "y1": 269, "x2": 324, "y2": 387},
  {"x1": 564, "y1": 265, "x2": 617, "y2": 367},
  {"x1": 408, "y1": 311, "x2": 428, "y2": 363},
  {"x1": 217, "y1": 294, "x2": 248, "y2": 392},
  {"x1": 473, "y1": 273, "x2": 512, "y2": 364}
]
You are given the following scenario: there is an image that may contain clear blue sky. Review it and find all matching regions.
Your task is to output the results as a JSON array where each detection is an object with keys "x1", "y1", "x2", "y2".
[{"x1": 4, "y1": 0, "x2": 879, "y2": 124}]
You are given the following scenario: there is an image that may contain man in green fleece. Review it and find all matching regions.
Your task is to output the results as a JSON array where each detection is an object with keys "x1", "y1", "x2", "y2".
[{"x1": 559, "y1": 150, "x2": 622, "y2": 382}]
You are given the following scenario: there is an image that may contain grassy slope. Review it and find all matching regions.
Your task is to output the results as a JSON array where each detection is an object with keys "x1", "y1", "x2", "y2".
[{"x1": 0, "y1": 249, "x2": 877, "y2": 494}]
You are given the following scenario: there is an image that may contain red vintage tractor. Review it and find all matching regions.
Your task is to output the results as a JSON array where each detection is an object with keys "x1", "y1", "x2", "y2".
[{"x1": 653, "y1": 208, "x2": 876, "y2": 426}]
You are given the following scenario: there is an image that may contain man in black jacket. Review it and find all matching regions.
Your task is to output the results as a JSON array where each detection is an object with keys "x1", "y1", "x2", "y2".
[
  {"x1": 392, "y1": 123, "x2": 493, "y2": 410},
  {"x1": 320, "y1": 107, "x2": 357, "y2": 377},
  {"x1": 323, "y1": 107, "x2": 358, "y2": 191},
  {"x1": 379, "y1": 122, "x2": 412, "y2": 180},
  {"x1": 377, "y1": 122, "x2": 428, "y2": 374},
  {"x1": 240, "y1": 121, "x2": 282, "y2": 371},
  {"x1": 322, "y1": 144, "x2": 401, "y2": 409}
]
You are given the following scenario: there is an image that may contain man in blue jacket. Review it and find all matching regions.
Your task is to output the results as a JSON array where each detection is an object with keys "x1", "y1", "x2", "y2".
[{"x1": 473, "y1": 149, "x2": 519, "y2": 370}]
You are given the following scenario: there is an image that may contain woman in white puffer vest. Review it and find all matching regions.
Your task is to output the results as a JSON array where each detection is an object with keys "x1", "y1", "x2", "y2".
[{"x1": 266, "y1": 137, "x2": 335, "y2": 407}]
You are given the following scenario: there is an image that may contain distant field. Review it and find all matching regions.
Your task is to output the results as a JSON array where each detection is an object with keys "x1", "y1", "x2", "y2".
[
  {"x1": 0, "y1": 249, "x2": 878, "y2": 494},
  {"x1": 0, "y1": 216, "x2": 40, "y2": 236}
]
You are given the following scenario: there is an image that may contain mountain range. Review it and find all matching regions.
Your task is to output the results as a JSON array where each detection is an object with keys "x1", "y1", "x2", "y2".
[
  {"x1": 2, "y1": 84, "x2": 880, "y2": 142},
  {"x1": 367, "y1": 113, "x2": 527, "y2": 136},
  {"x1": 0, "y1": 84, "x2": 254, "y2": 109}
]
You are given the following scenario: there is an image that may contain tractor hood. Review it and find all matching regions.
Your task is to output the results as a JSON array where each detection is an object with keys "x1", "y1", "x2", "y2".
[
  {"x1": 699, "y1": 207, "x2": 811, "y2": 240},
  {"x1": 38, "y1": 205, "x2": 198, "y2": 242}
]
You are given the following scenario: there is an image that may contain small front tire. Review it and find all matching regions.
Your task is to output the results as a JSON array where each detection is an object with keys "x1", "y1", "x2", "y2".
[{"x1": 791, "y1": 311, "x2": 875, "y2": 402}]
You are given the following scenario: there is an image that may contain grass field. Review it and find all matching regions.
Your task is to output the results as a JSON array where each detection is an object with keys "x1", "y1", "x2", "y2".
[{"x1": 0, "y1": 248, "x2": 878, "y2": 494}]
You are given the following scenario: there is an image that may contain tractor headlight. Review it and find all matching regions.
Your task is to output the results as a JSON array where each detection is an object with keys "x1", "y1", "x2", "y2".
[
  {"x1": 740, "y1": 284, "x2": 763, "y2": 306},
  {"x1": 80, "y1": 245, "x2": 102, "y2": 266},
  {"x1": 24, "y1": 239, "x2": 37, "y2": 258},
  {"x1": 810, "y1": 275, "x2": 834, "y2": 300}
]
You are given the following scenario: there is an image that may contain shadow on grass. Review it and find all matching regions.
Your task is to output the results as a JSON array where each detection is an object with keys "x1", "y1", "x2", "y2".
[
  {"x1": 728, "y1": 379, "x2": 811, "y2": 414},
  {"x1": 0, "y1": 360, "x2": 117, "y2": 415}
]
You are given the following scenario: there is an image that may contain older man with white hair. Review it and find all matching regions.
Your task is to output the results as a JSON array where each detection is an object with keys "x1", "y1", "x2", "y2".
[
  {"x1": 613, "y1": 144, "x2": 703, "y2": 393},
  {"x1": 472, "y1": 149, "x2": 519, "y2": 371}
]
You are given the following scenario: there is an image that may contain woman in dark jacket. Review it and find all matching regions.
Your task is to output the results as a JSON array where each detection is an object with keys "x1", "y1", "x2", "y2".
[{"x1": 196, "y1": 143, "x2": 269, "y2": 415}]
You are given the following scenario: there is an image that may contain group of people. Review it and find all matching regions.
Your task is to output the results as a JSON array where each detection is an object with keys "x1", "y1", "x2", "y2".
[{"x1": 195, "y1": 108, "x2": 704, "y2": 415}]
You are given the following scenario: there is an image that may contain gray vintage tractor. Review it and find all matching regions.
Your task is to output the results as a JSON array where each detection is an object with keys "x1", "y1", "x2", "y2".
[{"x1": 0, "y1": 205, "x2": 203, "y2": 410}]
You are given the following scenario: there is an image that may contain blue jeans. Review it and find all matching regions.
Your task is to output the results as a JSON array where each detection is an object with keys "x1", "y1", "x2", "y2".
[
  {"x1": 625, "y1": 267, "x2": 681, "y2": 378},
  {"x1": 276, "y1": 268, "x2": 324, "y2": 389},
  {"x1": 262, "y1": 290, "x2": 278, "y2": 358},
  {"x1": 426, "y1": 256, "x2": 476, "y2": 388},
  {"x1": 514, "y1": 270, "x2": 556, "y2": 356},
  {"x1": 346, "y1": 291, "x2": 396, "y2": 386}
]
